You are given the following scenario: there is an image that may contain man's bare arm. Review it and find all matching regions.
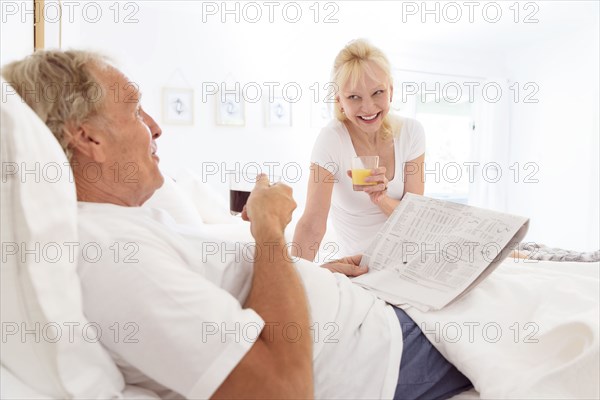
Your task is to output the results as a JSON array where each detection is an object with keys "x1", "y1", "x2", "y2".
[{"x1": 212, "y1": 175, "x2": 313, "y2": 399}]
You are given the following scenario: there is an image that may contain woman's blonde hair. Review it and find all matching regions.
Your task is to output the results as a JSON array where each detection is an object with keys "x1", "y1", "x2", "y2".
[
  {"x1": 331, "y1": 39, "x2": 397, "y2": 139},
  {"x1": 1, "y1": 50, "x2": 110, "y2": 160}
]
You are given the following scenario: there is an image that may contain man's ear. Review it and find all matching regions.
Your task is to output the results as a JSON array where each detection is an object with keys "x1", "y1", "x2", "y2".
[{"x1": 65, "y1": 120, "x2": 107, "y2": 163}]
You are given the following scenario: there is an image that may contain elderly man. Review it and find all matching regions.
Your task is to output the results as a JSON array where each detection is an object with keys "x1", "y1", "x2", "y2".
[{"x1": 2, "y1": 51, "x2": 472, "y2": 400}]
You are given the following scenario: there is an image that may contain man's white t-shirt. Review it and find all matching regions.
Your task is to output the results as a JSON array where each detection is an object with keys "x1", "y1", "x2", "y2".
[
  {"x1": 76, "y1": 202, "x2": 403, "y2": 399},
  {"x1": 311, "y1": 116, "x2": 426, "y2": 257}
]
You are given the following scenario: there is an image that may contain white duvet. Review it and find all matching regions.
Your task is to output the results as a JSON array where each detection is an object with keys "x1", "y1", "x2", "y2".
[
  {"x1": 407, "y1": 258, "x2": 600, "y2": 399},
  {"x1": 116, "y1": 181, "x2": 600, "y2": 400},
  {"x1": 200, "y1": 221, "x2": 599, "y2": 398},
  {"x1": 190, "y1": 222, "x2": 599, "y2": 398}
]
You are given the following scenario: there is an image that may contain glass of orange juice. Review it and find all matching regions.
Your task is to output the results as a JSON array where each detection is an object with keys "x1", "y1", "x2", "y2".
[{"x1": 352, "y1": 156, "x2": 379, "y2": 191}]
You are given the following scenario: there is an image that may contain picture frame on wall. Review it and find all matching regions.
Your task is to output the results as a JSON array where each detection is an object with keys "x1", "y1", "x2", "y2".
[
  {"x1": 310, "y1": 100, "x2": 333, "y2": 129},
  {"x1": 217, "y1": 92, "x2": 245, "y2": 126},
  {"x1": 265, "y1": 96, "x2": 292, "y2": 127},
  {"x1": 162, "y1": 87, "x2": 194, "y2": 125}
]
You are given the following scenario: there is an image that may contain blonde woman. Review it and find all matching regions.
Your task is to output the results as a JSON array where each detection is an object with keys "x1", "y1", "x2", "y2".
[{"x1": 293, "y1": 39, "x2": 426, "y2": 266}]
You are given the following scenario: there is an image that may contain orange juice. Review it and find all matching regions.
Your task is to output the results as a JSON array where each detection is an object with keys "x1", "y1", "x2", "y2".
[{"x1": 352, "y1": 169, "x2": 376, "y2": 191}]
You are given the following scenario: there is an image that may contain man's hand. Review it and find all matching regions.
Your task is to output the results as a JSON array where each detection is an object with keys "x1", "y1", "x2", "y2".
[
  {"x1": 321, "y1": 254, "x2": 368, "y2": 277},
  {"x1": 242, "y1": 174, "x2": 296, "y2": 240},
  {"x1": 216, "y1": 174, "x2": 313, "y2": 399}
]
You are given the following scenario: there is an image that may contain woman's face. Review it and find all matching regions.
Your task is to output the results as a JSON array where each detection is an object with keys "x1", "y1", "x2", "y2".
[{"x1": 337, "y1": 61, "x2": 393, "y2": 136}]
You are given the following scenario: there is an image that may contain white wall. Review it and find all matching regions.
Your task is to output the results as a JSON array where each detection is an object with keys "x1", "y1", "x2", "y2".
[
  {"x1": 58, "y1": 1, "x2": 511, "y2": 214},
  {"x1": 506, "y1": 20, "x2": 599, "y2": 250},
  {"x1": 0, "y1": 1, "x2": 34, "y2": 66},
  {"x1": 50, "y1": 1, "x2": 600, "y2": 249}
]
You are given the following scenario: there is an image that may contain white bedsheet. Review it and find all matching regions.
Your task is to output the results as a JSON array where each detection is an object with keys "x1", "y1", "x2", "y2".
[{"x1": 407, "y1": 258, "x2": 600, "y2": 399}]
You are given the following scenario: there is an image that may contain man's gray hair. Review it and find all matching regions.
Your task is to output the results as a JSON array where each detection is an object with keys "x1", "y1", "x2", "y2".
[{"x1": 2, "y1": 50, "x2": 110, "y2": 160}]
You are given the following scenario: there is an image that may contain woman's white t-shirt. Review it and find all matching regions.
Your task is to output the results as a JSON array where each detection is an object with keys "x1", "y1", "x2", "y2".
[{"x1": 311, "y1": 116, "x2": 426, "y2": 256}]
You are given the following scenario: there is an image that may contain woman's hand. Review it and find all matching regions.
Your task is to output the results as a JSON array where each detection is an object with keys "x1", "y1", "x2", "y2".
[
  {"x1": 321, "y1": 254, "x2": 368, "y2": 277},
  {"x1": 347, "y1": 167, "x2": 389, "y2": 205}
]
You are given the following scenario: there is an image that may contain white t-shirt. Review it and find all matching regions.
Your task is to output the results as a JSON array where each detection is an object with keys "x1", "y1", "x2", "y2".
[
  {"x1": 311, "y1": 116, "x2": 426, "y2": 257},
  {"x1": 76, "y1": 202, "x2": 403, "y2": 399}
]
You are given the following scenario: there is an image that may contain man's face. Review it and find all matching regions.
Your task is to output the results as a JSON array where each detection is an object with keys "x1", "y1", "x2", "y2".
[{"x1": 89, "y1": 65, "x2": 164, "y2": 204}]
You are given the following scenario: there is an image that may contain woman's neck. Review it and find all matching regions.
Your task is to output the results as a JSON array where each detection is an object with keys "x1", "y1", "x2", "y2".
[{"x1": 344, "y1": 120, "x2": 379, "y2": 146}]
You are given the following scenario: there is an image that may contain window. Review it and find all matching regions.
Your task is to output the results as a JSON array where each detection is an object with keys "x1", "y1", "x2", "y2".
[
  {"x1": 393, "y1": 70, "x2": 479, "y2": 204},
  {"x1": 417, "y1": 99, "x2": 473, "y2": 204}
]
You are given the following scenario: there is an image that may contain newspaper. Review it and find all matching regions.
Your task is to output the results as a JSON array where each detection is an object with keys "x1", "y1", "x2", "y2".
[{"x1": 354, "y1": 193, "x2": 530, "y2": 311}]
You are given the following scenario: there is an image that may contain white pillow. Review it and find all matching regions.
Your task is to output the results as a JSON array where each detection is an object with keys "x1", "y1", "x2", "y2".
[
  {"x1": 0, "y1": 78, "x2": 125, "y2": 398},
  {"x1": 143, "y1": 174, "x2": 205, "y2": 226},
  {"x1": 0, "y1": 366, "x2": 52, "y2": 400},
  {"x1": 146, "y1": 170, "x2": 255, "y2": 242},
  {"x1": 175, "y1": 169, "x2": 242, "y2": 224}
]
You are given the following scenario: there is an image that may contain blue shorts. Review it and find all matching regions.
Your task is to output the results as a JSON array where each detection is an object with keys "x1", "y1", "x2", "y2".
[{"x1": 393, "y1": 307, "x2": 473, "y2": 400}]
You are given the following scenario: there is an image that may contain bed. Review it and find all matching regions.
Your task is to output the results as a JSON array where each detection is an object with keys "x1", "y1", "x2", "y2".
[{"x1": 2, "y1": 79, "x2": 598, "y2": 399}]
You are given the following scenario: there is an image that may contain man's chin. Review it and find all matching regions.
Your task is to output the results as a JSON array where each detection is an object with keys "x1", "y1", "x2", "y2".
[
  {"x1": 139, "y1": 175, "x2": 165, "y2": 206},
  {"x1": 156, "y1": 172, "x2": 165, "y2": 189}
]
